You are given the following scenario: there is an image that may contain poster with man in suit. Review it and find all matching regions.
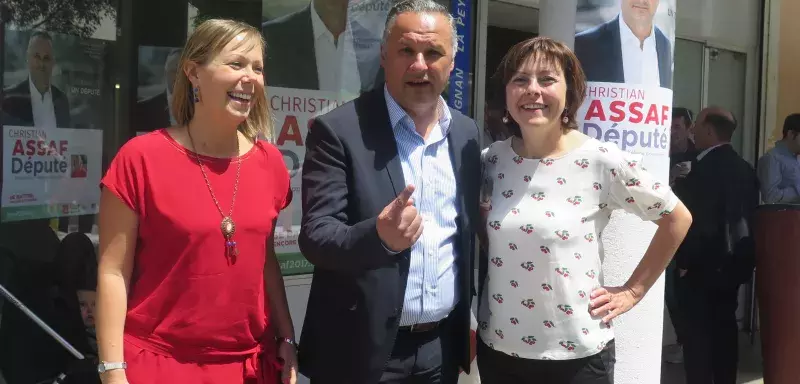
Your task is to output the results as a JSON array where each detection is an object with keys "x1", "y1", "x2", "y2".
[
  {"x1": 574, "y1": 0, "x2": 676, "y2": 182},
  {"x1": 262, "y1": 0, "x2": 389, "y2": 94},
  {"x1": 134, "y1": 47, "x2": 182, "y2": 134},
  {"x1": 2, "y1": 31, "x2": 72, "y2": 129},
  {"x1": 262, "y1": 0, "x2": 397, "y2": 276},
  {"x1": 1, "y1": 29, "x2": 108, "y2": 222},
  {"x1": 575, "y1": 0, "x2": 673, "y2": 89}
]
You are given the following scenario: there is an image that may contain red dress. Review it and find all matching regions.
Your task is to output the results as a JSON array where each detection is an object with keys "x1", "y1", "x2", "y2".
[{"x1": 101, "y1": 129, "x2": 291, "y2": 384}]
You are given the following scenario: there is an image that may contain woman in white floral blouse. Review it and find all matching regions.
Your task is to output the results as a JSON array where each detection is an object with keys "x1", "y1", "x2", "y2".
[{"x1": 476, "y1": 36, "x2": 693, "y2": 383}]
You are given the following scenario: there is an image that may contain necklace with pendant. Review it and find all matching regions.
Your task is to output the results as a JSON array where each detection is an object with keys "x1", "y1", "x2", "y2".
[{"x1": 188, "y1": 127, "x2": 242, "y2": 263}]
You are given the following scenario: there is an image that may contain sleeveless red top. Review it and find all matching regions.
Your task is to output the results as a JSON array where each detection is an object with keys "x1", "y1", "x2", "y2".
[{"x1": 101, "y1": 129, "x2": 290, "y2": 382}]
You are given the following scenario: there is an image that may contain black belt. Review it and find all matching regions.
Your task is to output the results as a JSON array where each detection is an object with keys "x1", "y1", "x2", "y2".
[{"x1": 398, "y1": 320, "x2": 442, "y2": 333}]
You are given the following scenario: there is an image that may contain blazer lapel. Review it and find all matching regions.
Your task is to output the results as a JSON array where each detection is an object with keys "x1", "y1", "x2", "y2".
[
  {"x1": 368, "y1": 89, "x2": 405, "y2": 196},
  {"x1": 296, "y1": 7, "x2": 320, "y2": 89},
  {"x1": 608, "y1": 17, "x2": 625, "y2": 83},
  {"x1": 655, "y1": 31, "x2": 672, "y2": 89},
  {"x1": 447, "y1": 110, "x2": 470, "y2": 232},
  {"x1": 447, "y1": 111, "x2": 466, "y2": 194}
]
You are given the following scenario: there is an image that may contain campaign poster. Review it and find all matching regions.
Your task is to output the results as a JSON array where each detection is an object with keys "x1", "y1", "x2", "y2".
[
  {"x1": 2, "y1": 126, "x2": 103, "y2": 222},
  {"x1": 269, "y1": 87, "x2": 349, "y2": 275},
  {"x1": 2, "y1": 29, "x2": 111, "y2": 130},
  {"x1": 134, "y1": 46, "x2": 182, "y2": 134},
  {"x1": 262, "y1": 0, "x2": 390, "y2": 276},
  {"x1": 574, "y1": 0, "x2": 676, "y2": 182},
  {"x1": 2, "y1": 30, "x2": 109, "y2": 222}
]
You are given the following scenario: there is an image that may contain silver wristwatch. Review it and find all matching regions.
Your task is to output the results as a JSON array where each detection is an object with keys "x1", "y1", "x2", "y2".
[
  {"x1": 276, "y1": 336, "x2": 298, "y2": 349},
  {"x1": 97, "y1": 361, "x2": 127, "y2": 373}
]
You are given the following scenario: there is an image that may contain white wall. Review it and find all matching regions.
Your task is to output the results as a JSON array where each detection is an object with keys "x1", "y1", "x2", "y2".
[{"x1": 675, "y1": 0, "x2": 761, "y2": 50}]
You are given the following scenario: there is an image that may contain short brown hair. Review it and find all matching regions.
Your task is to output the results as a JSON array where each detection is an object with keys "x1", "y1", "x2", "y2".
[
  {"x1": 172, "y1": 19, "x2": 272, "y2": 141},
  {"x1": 488, "y1": 36, "x2": 587, "y2": 138}
]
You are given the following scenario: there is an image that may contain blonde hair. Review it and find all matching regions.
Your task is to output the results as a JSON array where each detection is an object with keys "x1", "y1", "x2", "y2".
[{"x1": 171, "y1": 19, "x2": 272, "y2": 141}]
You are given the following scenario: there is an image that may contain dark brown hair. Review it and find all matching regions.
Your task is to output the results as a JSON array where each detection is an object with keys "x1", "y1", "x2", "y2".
[{"x1": 488, "y1": 36, "x2": 587, "y2": 138}]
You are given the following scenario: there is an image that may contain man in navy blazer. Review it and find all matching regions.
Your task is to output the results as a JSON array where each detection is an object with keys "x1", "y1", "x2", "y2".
[
  {"x1": 297, "y1": 1, "x2": 480, "y2": 383},
  {"x1": 2, "y1": 31, "x2": 72, "y2": 128},
  {"x1": 574, "y1": 0, "x2": 672, "y2": 89},
  {"x1": 262, "y1": 0, "x2": 385, "y2": 92}
]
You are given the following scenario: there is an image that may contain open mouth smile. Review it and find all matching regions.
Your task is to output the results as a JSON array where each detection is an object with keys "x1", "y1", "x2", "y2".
[
  {"x1": 520, "y1": 103, "x2": 547, "y2": 112},
  {"x1": 228, "y1": 91, "x2": 253, "y2": 103}
]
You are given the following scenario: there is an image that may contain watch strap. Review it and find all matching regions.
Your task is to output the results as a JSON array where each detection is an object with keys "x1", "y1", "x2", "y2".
[
  {"x1": 276, "y1": 336, "x2": 298, "y2": 349},
  {"x1": 97, "y1": 361, "x2": 127, "y2": 373}
]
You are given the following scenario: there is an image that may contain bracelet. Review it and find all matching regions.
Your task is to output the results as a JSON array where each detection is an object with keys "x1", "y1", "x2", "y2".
[
  {"x1": 623, "y1": 284, "x2": 640, "y2": 299},
  {"x1": 97, "y1": 361, "x2": 127, "y2": 373},
  {"x1": 276, "y1": 336, "x2": 298, "y2": 349}
]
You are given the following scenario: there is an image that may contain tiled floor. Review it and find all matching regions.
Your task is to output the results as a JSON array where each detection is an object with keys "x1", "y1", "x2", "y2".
[{"x1": 661, "y1": 332, "x2": 764, "y2": 384}]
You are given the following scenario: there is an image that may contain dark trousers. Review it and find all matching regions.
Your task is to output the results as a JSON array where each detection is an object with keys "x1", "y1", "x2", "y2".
[
  {"x1": 680, "y1": 274, "x2": 740, "y2": 384},
  {"x1": 378, "y1": 322, "x2": 459, "y2": 384},
  {"x1": 476, "y1": 337, "x2": 615, "y2": 384},
  {"x1": 665, "y1": 260, "x2": 689, "y2": 344}
]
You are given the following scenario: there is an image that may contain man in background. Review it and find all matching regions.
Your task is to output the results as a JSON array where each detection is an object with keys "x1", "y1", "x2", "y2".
[
  {"x1": 574, "y1": 0, "x2": 672, "y2": 89},
  {"x1": 671, "y1": 107, "x2": 696, "y2": 164},
  {"x1": 673, "y1": 107, "x2": 759, "y2": 384},
  {"x1": 669, "y1": 107, "x2": 696, "y2": 186},
  {"x1": 757, "y1": 113, "x2": 800, "y2": 204},
  {"x1": 133, "y1": 48, "x2": 181, "y2": 132},
  {"x1": 262, "y1": 0, "x2": 386, "y2": 94},
  {"x1": 663, "y1": 106, "x2": 697, "y2": 365},
  {"x1": 2, "y1": 31, "x2": 71, "y2": 128}
]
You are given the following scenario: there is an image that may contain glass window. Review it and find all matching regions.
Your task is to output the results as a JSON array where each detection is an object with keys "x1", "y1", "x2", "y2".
[
  {"x1": 0, "y1": 1, "x2": 477, "y2": 381},
  {"x1": 0, "y1": 4, "x2": 117, "y2": 383}
]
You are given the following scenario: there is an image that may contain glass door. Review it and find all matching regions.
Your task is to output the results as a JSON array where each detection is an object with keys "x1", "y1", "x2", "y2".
[{"x1": 706, "y1": 47, "x2": 748, "y2": 155}]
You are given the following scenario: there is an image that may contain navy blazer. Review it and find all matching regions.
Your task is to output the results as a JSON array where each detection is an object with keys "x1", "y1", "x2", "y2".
[
  {"x1": 672, "y1": 144, "x2": 759, "y2": 289},
  {"x1": 132, "y1": 91, "x2": 171, "y2": 132},
  {"x1": 297, "y1": 87, "x2": 480, "y2": 383},
  {"x1": 2, "y1": 80, "x2": 72, "y2": 128},
  {"x1": 262, "y1": 6, "x2": 385, "y2": 92},
  {"x1": 574, "y1": 16, "x2": 673, "y2": 89}
]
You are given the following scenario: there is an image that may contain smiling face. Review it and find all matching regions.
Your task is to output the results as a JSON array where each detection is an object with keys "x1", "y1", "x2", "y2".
[
  {"x1": 381, "y1": 11, "x2": 455, "y2": 112},
  {"x1": 505, "y1": 56, "x2": 568, "y2": 133},
  {"x1": 621, "y1": 0, "x2": 659, "y2": 31},
  {"x1": 186, "y1": 34, "x2": 264, "y2": 127}
]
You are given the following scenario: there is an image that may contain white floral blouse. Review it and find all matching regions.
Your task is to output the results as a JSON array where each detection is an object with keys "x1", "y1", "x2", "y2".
[{"x1": 478, "y1": 137, "x2": 678, "y2": 360}]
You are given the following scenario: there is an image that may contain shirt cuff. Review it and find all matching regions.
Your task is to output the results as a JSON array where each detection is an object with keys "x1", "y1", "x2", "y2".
[{"x1": 380, "y1": 239, "x2": 401, "y2": 255}]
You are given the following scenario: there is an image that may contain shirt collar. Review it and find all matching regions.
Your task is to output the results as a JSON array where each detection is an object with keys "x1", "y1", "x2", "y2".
[
  {"x1": 697, "y1": 142, "x2": 729, "y2": 161},
  {"x1": 774, "y1": 140, "x2": 798, "y2": 158},
  {"x1": 383, "y1": 84, "x2": 452, "y2": 136},
  {"x1": 310, "y1": 1, "x2": 347, "y2": 41},
  {"x1": 618, "y1": 14, "x2": 656, "y2": 47},
  {"x1": 28, "y1": 77, "x2": 50, "y2": 100}
]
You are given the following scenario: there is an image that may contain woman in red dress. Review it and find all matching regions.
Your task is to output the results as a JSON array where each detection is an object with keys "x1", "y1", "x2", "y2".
[{"x1": 96, "y1": 19, "x2": 297, "y2": 384}]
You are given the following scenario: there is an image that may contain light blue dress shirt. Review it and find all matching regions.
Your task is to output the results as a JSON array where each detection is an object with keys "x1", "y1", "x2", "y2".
[
  {"x1": 384, "y1": 86, "x2": 460, "y2": 326},
  {"x1": 758, "y1": 141, "x2": 800, "y2": 204}
]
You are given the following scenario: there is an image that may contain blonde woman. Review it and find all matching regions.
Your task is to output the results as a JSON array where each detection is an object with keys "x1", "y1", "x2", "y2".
[{"x1": 96, "y1": 19, "x2": 296, "y2": 384}]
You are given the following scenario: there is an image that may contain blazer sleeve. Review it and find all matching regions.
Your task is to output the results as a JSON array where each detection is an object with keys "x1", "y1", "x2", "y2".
[
  {"x1": 674, "y1": 170, "x2": 720, "y2": 271},
  {"x1": 298, "y1": 117, "x2": 396, "y2": 272}
]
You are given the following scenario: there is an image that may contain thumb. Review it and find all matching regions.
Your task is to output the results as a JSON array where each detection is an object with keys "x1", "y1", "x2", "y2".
[{"x1": 391, "y1": 185, "x2": 415, "y2": 211}]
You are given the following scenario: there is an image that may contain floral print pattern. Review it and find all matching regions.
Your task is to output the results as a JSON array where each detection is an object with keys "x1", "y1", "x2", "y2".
[{"x1": 478, "y1": 137, "x2": 678, "y2": 360}]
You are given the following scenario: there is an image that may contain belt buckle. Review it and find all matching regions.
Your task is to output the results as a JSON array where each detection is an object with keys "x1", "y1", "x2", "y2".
[{"x1": 408, "y1": 323, "x2": 418, "y2": 332}]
